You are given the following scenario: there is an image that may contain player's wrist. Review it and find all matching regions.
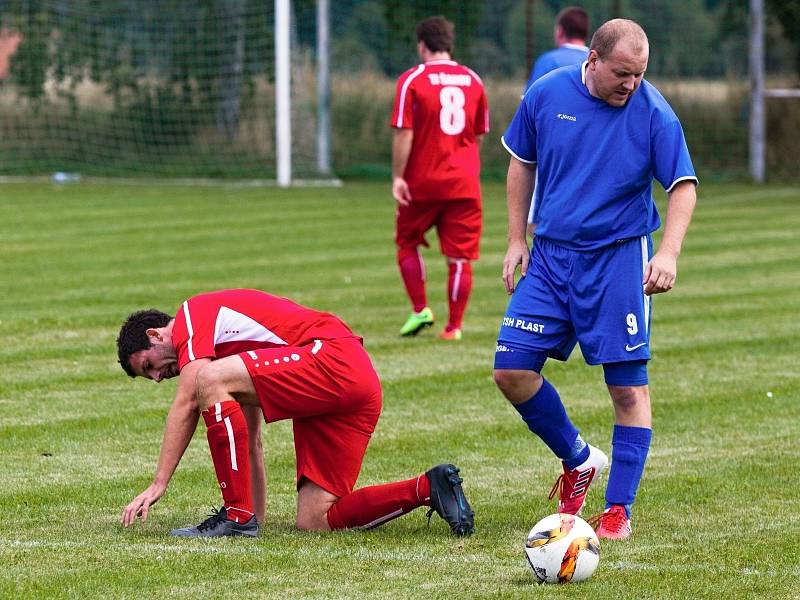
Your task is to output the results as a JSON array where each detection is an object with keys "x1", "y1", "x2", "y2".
[
  {"x1": 152, "y1": 475, "x2": 170, "y2": 490},
  {"x1": 656, "y1": 245, "x2": 681, "y2": 260}
]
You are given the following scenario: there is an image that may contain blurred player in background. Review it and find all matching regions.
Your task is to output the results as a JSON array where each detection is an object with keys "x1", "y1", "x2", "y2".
[
  {"x1": 493, "y1": 19, "x2": 697, "y2": 540},
  {"x1": 524, "y1": 6, "x2": 590, "y2": 238},
  {"x1": 524, "y1": 6, "x2": 590, "y2": 92},
  {"x1": 390, "y1": 16, "x2": 490, "y2": 341},
  {"x1": 117, "y1": 288, "x2": 474, "y2": 537}
]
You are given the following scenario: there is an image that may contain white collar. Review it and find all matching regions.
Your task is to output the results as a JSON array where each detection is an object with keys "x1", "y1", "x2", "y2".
[{"x1": 561, "y1": 43, "x2": 589, "y2": 51}]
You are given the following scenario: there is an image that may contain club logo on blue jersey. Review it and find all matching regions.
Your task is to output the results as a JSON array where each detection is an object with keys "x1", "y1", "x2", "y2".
[{"x1": 557, "y1": 113, "x2": 577, "y2": 122}]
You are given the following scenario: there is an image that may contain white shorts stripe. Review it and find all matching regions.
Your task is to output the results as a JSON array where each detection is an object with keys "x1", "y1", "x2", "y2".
[
  {"x1": 640, "y1": 235, "x2": 650, "y2": 334},
  {"x1": 223, "y1": 416, "x2": 238, "y2": 472}
]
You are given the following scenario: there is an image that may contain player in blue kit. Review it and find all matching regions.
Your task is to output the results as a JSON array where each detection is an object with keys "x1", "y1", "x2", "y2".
[
  {"x1": 493, "y1": 19, "x2": 698, "y2": 540},
  {"x1": 524, "y1": 6, "x2": 590, "y2": 238}
]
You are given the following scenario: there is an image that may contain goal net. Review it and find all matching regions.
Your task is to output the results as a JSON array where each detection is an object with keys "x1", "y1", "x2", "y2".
[{"x1": 0, "y1": 1, "x2": 320, "y2": 180}]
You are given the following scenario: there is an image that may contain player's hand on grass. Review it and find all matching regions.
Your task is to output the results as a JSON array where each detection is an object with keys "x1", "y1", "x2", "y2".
[
  {"x1": 392, "y1": 177, "x2": 412, "y2": 206},
  {"x1": 502, "y1": 238, "x2": 530, "y2": 295},
  {"x1": 643, "y1": 251, "x2": 677, "y2": 295},
  {"x1": 122, "y1": 482, "x2": 167, "y2": 527}
]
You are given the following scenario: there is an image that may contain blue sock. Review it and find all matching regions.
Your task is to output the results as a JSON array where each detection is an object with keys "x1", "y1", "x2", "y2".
[
  {"x1": 563, "y1": 435, "x2": 590, "y2": 470},
  {"x1": 513, "y1": 379, "x2": 582, "y2": 460},
  {"x1": 605, "y1": 425, "x2": 652, "y2": 517}
]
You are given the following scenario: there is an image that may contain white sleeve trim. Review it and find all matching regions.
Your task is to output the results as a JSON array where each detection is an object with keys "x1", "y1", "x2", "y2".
[
  {"x1": 665, "y1": 175, "x2": 699, "y2": 193},
  {"x1": 501, "y1": 136, "x2": 536, "y2": 164}
]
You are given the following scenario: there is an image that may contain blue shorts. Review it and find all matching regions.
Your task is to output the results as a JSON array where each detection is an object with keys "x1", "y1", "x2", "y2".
[{"x1": 495, "y1": 236, "x2": 653, "y2": 372}]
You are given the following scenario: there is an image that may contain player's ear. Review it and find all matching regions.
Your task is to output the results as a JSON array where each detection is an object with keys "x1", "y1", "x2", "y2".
[{"x1": 145, "y1": 328, "x2": 163, "y2": 342}]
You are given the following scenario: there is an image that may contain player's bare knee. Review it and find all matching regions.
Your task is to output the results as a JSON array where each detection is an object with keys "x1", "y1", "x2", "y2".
[
  {"x1": 493, "y1": 369, "x2": 542, "y2": 403},
  {"x1": 493, "y1": 368, "x2": 519, "y2": 395},
  {"x1": 609, "y1": 386, "x2": 645, "y2": 412},
  {"x1": 194, "y1": 364, "x2": 228, "y2": 411}
]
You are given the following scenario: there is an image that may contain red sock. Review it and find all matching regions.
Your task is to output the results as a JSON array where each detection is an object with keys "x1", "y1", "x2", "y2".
[
  {"x1": 201, "y1": 401, "x2": 254, "y2": 523},
  {"x1": 326, "y1": 474, "x2": 431, "y2": 530},
  {"x1": 446, "y1": 260, "x2": 472, "y2": 330},
  {"x1": 398, "y1": 247, "x2": 427, "y2": 312}
]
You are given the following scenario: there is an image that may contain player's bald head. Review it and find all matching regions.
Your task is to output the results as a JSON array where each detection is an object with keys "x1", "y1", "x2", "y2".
[{"x1": 590, "y1": 19, "x2": 648, "y2": 60}]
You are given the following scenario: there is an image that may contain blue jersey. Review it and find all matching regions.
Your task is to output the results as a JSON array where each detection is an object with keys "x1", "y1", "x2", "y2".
[
  {"x1": 503, "y1": 62, "x2": 697, "y2": 251},
  {"x1": 525, "y1": 43, "x2": 588, "y2": 91}
]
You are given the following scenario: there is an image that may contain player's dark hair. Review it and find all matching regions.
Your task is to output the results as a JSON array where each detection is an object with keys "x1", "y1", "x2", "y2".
[
  {"x1": 416, "y1": 15, "x2": 455, "y2": 54},
  {"x1": 590, "y1": 18, "x2": 648, "y2": 58},
  {"x1": 556, "y1": 7, "x2": 589, "y2": 41},
  {"x1": 116, "y1": 309, "x2": 173, "y2": 377}
]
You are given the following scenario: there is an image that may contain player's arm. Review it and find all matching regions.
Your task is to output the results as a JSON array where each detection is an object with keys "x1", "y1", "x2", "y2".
[
  {"x1": 391, "y1": 128, "x2": 414, "y2": 206},
  {"x1": 502, "y1": 157, "x2": 536, "y2": 295},
  {"x1": 526, "y1": 170, "x2": 539, "y2": 240},
  {"x1": 121, "y1": 358, "x2": 210, "y2": 527},
  {"x1": 644, "y1": 180, "x2": 697, "y2": 295}
]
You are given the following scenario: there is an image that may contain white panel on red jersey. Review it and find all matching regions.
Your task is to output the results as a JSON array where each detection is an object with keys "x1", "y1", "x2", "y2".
[{"x1": 213, "y1": 306, "x2": 288, "y2": 346}]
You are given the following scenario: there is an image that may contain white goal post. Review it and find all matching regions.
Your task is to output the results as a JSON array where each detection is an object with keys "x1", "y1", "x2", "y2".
[
  {"x1": 749, "y1": 0, "x2": 800, "y2": 183},
  {"x1": 275, "y1": 0, "x2": 333, "y2": 187}
]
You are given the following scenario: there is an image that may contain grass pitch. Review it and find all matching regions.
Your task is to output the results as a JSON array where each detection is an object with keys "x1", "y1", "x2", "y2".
[{"x1": 1, "y1": 180, "x2": 799, "y2": 599}]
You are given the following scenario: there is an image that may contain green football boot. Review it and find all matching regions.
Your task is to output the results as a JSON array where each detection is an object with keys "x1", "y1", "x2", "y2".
[{"x1": 399, "y1": 307, "x2": 434, "y2": 336}]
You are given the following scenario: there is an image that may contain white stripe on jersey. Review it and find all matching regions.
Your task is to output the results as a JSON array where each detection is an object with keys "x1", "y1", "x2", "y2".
[
  {"x1": 463, "y1": 65, "x2": 484, "y2": 87},
  {"x1": 182, "y1": 301, "x2": 196, "y2": 361},
  {"x1": 396, "y1": 64, "x2": 426, "y2": 128},
  {"x1": 461, "y1": 65, "x2": 489, "y2": 135}
]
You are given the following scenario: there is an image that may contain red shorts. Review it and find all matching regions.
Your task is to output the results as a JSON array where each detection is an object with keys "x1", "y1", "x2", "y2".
[
  {"x1": 395, "y1": 198, "x2": 482, "y2": 260},
  {"x1": 240, "y1": 337, "x2": 382, "y2": 498}
]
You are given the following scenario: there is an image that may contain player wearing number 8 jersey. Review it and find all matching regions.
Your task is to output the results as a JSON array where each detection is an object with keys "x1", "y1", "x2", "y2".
[
  {"x1": 117, "y1": 289, "x2": 475, "y2": 537},
  {"x1": 391, "y1": 16, "x2": 489, "y2": 341}
]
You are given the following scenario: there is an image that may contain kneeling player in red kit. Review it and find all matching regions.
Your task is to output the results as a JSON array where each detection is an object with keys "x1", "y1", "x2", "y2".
[{"x1": 117, "y1": 288, "x2": 474, "y2": 537}]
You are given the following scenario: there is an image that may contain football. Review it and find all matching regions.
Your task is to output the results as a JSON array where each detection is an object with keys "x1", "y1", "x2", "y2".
[{"x1": 524, "y1": 513, "x2": 600, "y2": 584}]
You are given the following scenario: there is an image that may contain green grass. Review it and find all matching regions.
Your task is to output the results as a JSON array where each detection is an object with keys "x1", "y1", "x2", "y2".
[{"x1": 1, "y1": 180, "x2": 799, "y2": 599}]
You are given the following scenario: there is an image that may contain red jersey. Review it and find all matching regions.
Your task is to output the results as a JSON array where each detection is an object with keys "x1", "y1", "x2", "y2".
[
  {"x1": 391, "y1": 59, "x2": 489, "y2": 202},
  {"x1": 171, "y1": 289, "x2": 355, "y2": 370}
]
